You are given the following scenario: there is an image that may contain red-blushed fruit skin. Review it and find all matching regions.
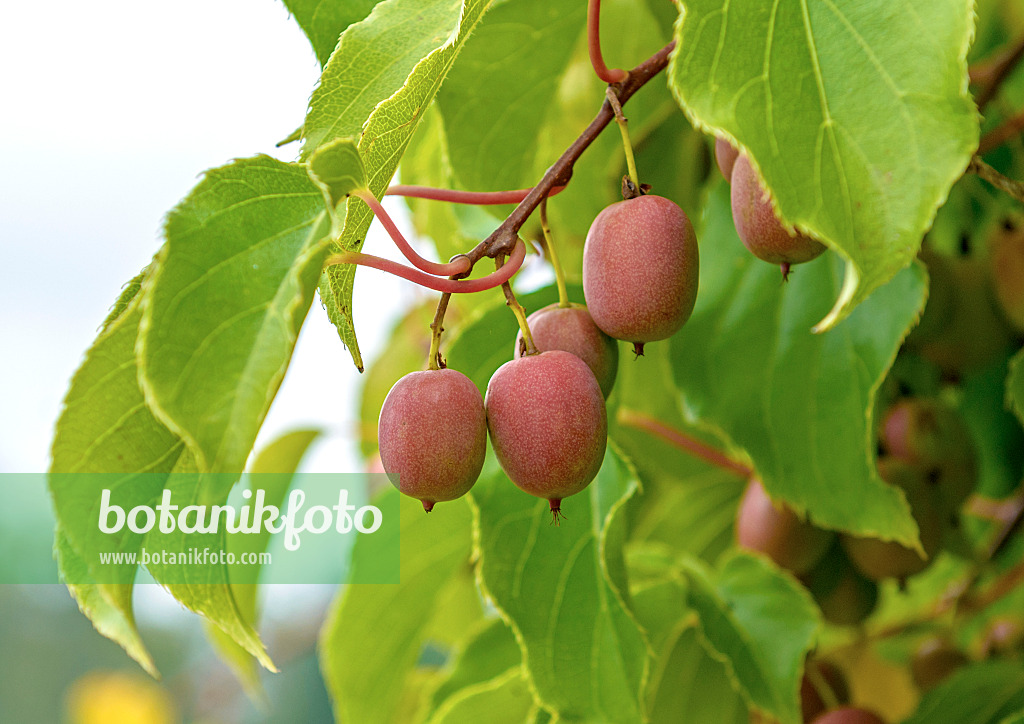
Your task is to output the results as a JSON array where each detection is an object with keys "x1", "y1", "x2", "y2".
[
  {"x1": 485, "y1": 351, "x2": 607, "y2": 506},
  {"x1": 810, "y1": 708, "x2": 886, "y2": 724},
  {"x1": 582, "y1": 194, "x2": 699, "y2": 344},
  {"x1": 715, "y1": 137, "x2": 739, "y2": 180},
  {"x1": 378, "y1": 368, "x2": 487, "y2": 511},
  {"x1": 730, "y1": 154, "x2": 827, "y2": 266},
  {"x1": 735, "y1": 477, "x2": 834, "y2": 575},
  {"x1": 515, "y1": 303, "x2": 619, "y2": 398}
]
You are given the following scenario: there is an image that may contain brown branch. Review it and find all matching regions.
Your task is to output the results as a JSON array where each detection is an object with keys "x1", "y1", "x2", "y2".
[
  {"x1": 967, "y1": 155, "x2": 1024, "y2": 203},
  {"x1": 464, "y1": 40, "x2": 676, "y2": 264},
  {"x1": 972, "y1": 33, "x2": 1024, "y2": 110},
  {"x1": 978, "y1": 108, "x2": 1024, "y2": 155},
  {"x1": 616, "y1": 408, "x2": 753, "y2": 479}
]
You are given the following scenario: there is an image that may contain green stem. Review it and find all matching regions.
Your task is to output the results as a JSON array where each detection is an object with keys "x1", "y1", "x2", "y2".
[
  {"x1": 605, "y1": 87, "x2": 640, "y2": 191},
  {"x1": 427, "y1": 293, "x2": 451, "y2": 370},
  {"x1": 805, "y1": 664, "x2": 840, "y2": 711},
  {"x1": 498, "y1": 250, "x2": 537, "y2": 355},
  {"x1": 540, "y1": 198, "x2": 569, "y2": 308}
]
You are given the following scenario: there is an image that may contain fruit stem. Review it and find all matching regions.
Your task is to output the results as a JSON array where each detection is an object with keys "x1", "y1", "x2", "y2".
[
  {"x1": 540, "y1": 198, "x2": 570, "y2": 308},
  {"x1": 498, "y1": 251, "x2": 538, "y2": 355},
  {"x1": 967, "y1": 156, "x2": 1024, "y2": 204},
  {"x1": 806, "y1": 663, "x2": 841, "y2": 711},
  {"x1": 617, "y1": 408, "x2": 753, "y2": 479},
  {"x1": 587, "y1": 0, "x2": 628, "y2": 84},
  {"x1": 427, "y1": 293, "x2": 452, "y2": 371},
  {"x1": 325, "y1": 238, "x2": 525, "y2": 294},
  {"x1": 606, "y1": 87, "x2": 640, "y2": 193},
  {"x1": 386, "y1": 184, "x2": 566, "y2": 205},
  {"x1": 352, "y1": 188, "x2": 471, "y2": 277}
]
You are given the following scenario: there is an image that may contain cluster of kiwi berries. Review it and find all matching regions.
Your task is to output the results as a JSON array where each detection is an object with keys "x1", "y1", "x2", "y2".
[{"x1": 378, "y1": 187, "x2": 699, "y2": 515}]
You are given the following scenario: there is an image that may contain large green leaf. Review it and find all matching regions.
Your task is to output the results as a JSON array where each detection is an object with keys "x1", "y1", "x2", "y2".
[
  {"x1": 139, "y1": 156, "x2": 330, "y2": 478},
  {"x1": 903, "y1": 661, "x2": 1024, "y2": 724},
  {"x1": 436, "y1": 0, "x2": 586, "y2": 192},
  {"x1": 470, "y1": 450, "x2": 647, "y2": 723},
  {"x1": 281, "y1": 0, "x2": 382, "y2": 67},
  {"x1": 670, "y1": 183, "x2": 925, "y2": 545},
  {"x1": 428, "y1": 617, "x2": 521, "y2": 716},
  {"x1": 669, "y1": 0, "x2": 978, "y2": 328},
  {"x1": 49, "y1": 288, "x2": 184, "y2": 673},
  {"x1": 682, "y1": 552, "x2": 820, "y2": 724},
  {"x1": 320, "y1": 491, "x2": 476, "y2": 724},
  {"x1": 304, "y1": 0, "x2": 494, "y2": 370}
]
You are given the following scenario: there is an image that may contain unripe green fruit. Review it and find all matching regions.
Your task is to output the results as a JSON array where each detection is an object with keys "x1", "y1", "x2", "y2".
[
  {"x1": 485, "y1": 350, "x2": 607, "y2": 513},
  {"x1": 801, "y1": 660, "x2": 850, "y2": 722},
  {"x1": 735, "y1": 477, "x2": 834, "y2": 575},
  {"x1": 514, "y1": 303, "x2": 618, "y2": 398},
  {"x1": 582, "y1": 194, "x2": 699, "y2": 352},
  {"x1": 989, "y1": 217, "x2": 1024, "y2": 331},
  {"x1": 715, "y1": 137, "x2": 739, "y2": 180},
  {"x1": 378, "y1": 368, "x2": 487, "y2": 512},
  {"x1": 730, "y1": 154, "x2": 827, "y2": 269},
  {"x1": 810, "y1": 709, "x2": 885, "y2": 724},
  {"x1": 804, "y1": 545, "x2": 878, "y2": 627},
  {"x1": 910, "y1": 636, "x2": 968, "y2": 691},
  {"x1": 840, "y1": 459, "x2": 943, "y2": 581}
]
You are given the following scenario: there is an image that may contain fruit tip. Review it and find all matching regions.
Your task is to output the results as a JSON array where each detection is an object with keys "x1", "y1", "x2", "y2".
[{"x1": 422, "y1": 500, "x2": 435, "y2": 513}]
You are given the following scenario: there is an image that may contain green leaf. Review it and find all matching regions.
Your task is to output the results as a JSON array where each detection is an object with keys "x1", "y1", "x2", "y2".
[
  {"x1": 436, "y1": 0, "x2": 586, "y2": 192},
  {"x1": 681, "y1": 553, "x2": 821, "y2": 724},
  {"x1": 204, "y1": 429, "x2": 321, "y2": 695},
  {"x1": 143, "y1": 457, "x2": 274, "y2": 672},
  {"x1": 1008, "y1": 347, "x2": 1024, "y2": 429},
  {"x1": 139, "y1": 156, "x2": 330, "y2": 478},
  {"x1": 670, "y1": 183, "x2": 925, "y2": 545},
  {"x1": 308, "y1": 137, "x2": 367, "y2": 217},
  {"x1": 470, "y1": 449, "x2": 647, "y2": 723},
  {"x1": 428, "y1": 617, "x2": 521, "y2": 715},
  {"x1": 903, "y1": 661, "x2": 1024, "y2": 724},
  {"x1": 304, "y1": 0, "x2": 494, "y2": 370},
  {"x1": 281, "y1": 0, "x2": 382, "y2": 67},
  {"x1": 427, "y1": 668, "x2": 535, "y2": 724},
  {"x1": 960, "y1": 353, "x2": 1024, "y2": 500},
  {"x1": 55, "y1": 529, "x2": 157, "y2": 677},
  {"x1": 320, "y1": 490, "x2": 476, "y2": 724},
  {"x1": 669, "y1": 0, "x2": 978, "y2": 328},
  {"x1": 49, "y1": 287, "x2": 185, "y2": 671}
]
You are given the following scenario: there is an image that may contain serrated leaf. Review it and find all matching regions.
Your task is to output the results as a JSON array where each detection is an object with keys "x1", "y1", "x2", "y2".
[
  {"x1": 320, "y1": 490, "x2": 475, "y2": 724},
  {"x1": 204, "y1": 429, "x2": 321, "y2": 696},
  {"x1": 903, "y1": 661, "x2": 1024, "y2": 724},
  {"x1": 669, "y1": 0, "x2": 978, "y2": 328},
  {"x1": 427, "y1": 668, "x2": 535, "y2": 724},
  {"x1": 139, "y1": 156, "x2": 330, "y2": 478},
  {"x1": 49, "y1": 288, "x2": 184, "y2": 672},
  {"x1": 670, "y1": 183, "x2": 925, "y2": 545},
  {"x1": 281, "y1": 0, "x2": 382, "y2": 67},
  {"x1": 304, "y1": 0, "x2": 494, "y2": 370},
  {"x1": 470, "y1": 450, "x2": 647, "y2": 723},
  {"x1": 1009, "y1": 347, "x2": 1024, "y2": 429},
  {"x1": 436, "y1": 0, "x2": 586, "y2": 192},
  {"x1": 55, "y1": 529, "x2": 157, "y2": 677},
  {"x1": 682, "y1": 552, "x2": 820, "y2": 724}
]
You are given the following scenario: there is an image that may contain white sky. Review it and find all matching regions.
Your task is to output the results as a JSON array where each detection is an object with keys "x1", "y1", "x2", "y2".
[{"x1": 0, "y1": 0, "x2": 438, "y2": 477}]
